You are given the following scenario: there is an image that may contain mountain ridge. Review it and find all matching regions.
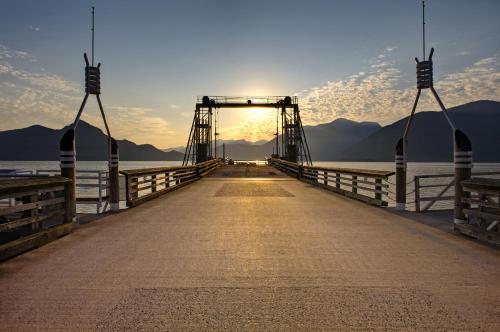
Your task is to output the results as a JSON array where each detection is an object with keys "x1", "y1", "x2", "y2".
[
  {"x1": 0, "y1": 121, "x2": 183, "y2": 161},
  {"x1": 1, "y1": 100, "x2": 498, "y2": 162}
]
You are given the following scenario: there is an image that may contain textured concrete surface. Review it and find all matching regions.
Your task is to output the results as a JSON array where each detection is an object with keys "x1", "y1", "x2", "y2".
[{"x1": 1, "y1": 166, "x2": 500, "y2": 331}]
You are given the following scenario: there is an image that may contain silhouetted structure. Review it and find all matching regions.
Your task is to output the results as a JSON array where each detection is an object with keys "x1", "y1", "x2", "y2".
[
  {"x1": 59, "y1": 7, "x2": 120, "y2": 212},
  {"x1": 395, "y1": 1, "x2": 472, "y2": 220},
  {"x1": 183, "y1": 96, "x2": 312, "y2": 166}
]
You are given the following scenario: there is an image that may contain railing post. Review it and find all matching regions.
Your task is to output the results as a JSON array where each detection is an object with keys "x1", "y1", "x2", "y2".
[
  {"x1": 151, "y1": 175, "x2": 157, "y2": 192},
  {"x1": 22, "y1": 194, "x2": 39, "y2": 234},
  {"x1": 375, "y1": 178, "x2": 382, "y2": 202},
  {"x1": 352, "y1": 175, "x2": 358, "y2": 194},
  {"x1": 60, "y1": 128, "x2": 76, "y2": 222},
  {"x1": 109, "y1": 138, "x2": 120, "y2": 212},
  {"x1": 124, "y1": 173, "x2": 130, "y2": 204},
  {"x1": 454, "y1": 129, "x2": 472, "y2": 225},
  {"x1": 336, "y1": 173, "x2": 340, "y2": 189},
  {"x1": 297, "y1": 165, "x2": 303, "y2": 179},
  {"x1": 414, "y1": 176, "x2": 421, "y2": 212},
  {"x1": 395, "y1": 138, "x2": 406, "y2": 211},
  {"x1": 131, "y1": 177, "x2": 138, "y2": 200},
  {"x1": 97, "y1": 172, "x2": 102, "y2": 213},
  {"x1": 323, "y1": 171, "x2": 328, "y2": 185}
]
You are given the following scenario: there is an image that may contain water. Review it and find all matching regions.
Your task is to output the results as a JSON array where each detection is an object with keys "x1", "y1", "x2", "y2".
[
  {"x1": 1, "y1": 160, "x2": 499, "y2": 213},
  {"x1": 0, "y1": 160, "x2": 182, "y2": 172}
]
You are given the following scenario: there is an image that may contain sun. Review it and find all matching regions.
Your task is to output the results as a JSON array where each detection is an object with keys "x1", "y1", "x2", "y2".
[{"x1": 245, "y1": 107, "x2": 269, "y2": 121}]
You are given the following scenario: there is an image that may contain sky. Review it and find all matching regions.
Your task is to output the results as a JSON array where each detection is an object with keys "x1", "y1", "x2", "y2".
[{"x1": 0, "y1": 0, "x2": 499, "y2": 148}]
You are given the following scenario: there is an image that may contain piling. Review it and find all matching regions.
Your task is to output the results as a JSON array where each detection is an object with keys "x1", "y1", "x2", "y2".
[
  {"x1": 453, "y1": 129, "x2": 472, "y2": 225},
  {"x1": 395, "y1": 138, "x2": 406, "y2": 210},
  {"x1": 109, "y1": 138, "x2": 120, "y2": 211},
  {"x1": 59, "y1": 129, "x2": 76, "y2": 221}
]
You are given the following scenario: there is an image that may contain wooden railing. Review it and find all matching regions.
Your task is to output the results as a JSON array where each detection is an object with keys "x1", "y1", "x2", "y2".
[
  {"x1": 120, "y1": 159, "x2": 220, "y2": 207},
  {"x1": 414, "y1": 172, "x2": 500, "y2": 212},
  {"x1": 269, "y1": 159, "x2": 394, "y2": 206},
  {"x1": 0, "y1": 176, "x2": 74, "y2": 261},
  {"x1": 36, "y1": 169, "x2": 110, "y2": 213},
  {"x1": 456, "y1": 178, "x2": 500, "y2": 246}
]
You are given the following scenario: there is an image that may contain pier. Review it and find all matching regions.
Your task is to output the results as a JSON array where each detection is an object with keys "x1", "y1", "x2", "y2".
[
  {"x1": 1, "y1": 163, "x2": 500, "y2": 330},
  {"x1": 1, "y1": 95, "x2": 499, "y2": 330}
]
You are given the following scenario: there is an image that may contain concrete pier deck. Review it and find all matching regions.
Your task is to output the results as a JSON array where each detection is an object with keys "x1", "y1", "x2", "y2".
[{"x1": 1, "y1": 166, "x2": 500, "y2": 330}]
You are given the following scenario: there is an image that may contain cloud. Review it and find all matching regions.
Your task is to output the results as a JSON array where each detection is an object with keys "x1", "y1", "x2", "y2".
[
  {"x1": 297, "y1": 49, "x2": 500, "y2": 126},
  {"x1": 29, "y1": 26, "x2": 40, "y2": 32},
  {"x1": 0, "y1": 43, "x2": 176, "y2": 147},
  {"x1": 10, "y1": 70, "x2": 78, "y2": 93},
  {"x1": 0, "y1": 45, "x2": 37, "y2": 62},
  {"x1": 0, "y1": 63, "x2": 12, "y2": 74}
]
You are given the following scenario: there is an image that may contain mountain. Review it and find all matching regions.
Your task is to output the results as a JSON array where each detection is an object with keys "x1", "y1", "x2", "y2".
[
  {"x1": 4, "y1": 100, "x2": 497, "y2": 162},
  {"x1": 303, "y1": 119, "x2": 381, "y2": 160},
  {"x1": 339, "y1": 100, "x2": 500, "y2": 162},
  {"x1": 163, "y1": 139, "x2": 269, "y2": 155},
  {"x1": 0, "y1": 121, "x2": 184, "y2": 161},
  {"x1": 211, "y1": 118, "x2": 381, "y2": 160}
]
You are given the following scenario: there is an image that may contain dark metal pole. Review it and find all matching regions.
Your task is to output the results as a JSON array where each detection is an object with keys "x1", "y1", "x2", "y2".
[
  {"x1": 422, "y1": 1, "x2": 426, "y2": 60},
  {"x1": 403, "y1": 89, "x2": 421, "y2": 141},
  {"x1": 91, "y1": 7, "x2": 95, "y2": 66},
  {"x1": 73, "y1": 93, "x2": 89, "y2": 128},
  {"x1": 430, "y1": 87, "x2": 457, "y2": 130},
  {"x1": 96, "y1": 95, "x2": 111, "y2": 137},
  {"x1": 96, "y1": 94, "x2": 112, "y2": 162},
  {"x1": 183, "y1": 116, "x2": 195, "y2": 166}
]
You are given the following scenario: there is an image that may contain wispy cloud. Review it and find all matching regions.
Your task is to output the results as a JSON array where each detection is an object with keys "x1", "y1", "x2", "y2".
[
  {"x1": 297, "y1": 49, "x2": 500, "y2": 126},
  {"x1": 0, "y1": 45, "x2": 37, "y2": 62},
  {"x1": 0, "y1": 43, "x2": 175, "y2": 147}
]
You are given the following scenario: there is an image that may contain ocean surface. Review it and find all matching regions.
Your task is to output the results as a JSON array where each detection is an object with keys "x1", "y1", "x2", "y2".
[{"x1": 1, "y1": 161, "x2": 500, "y2": 213}]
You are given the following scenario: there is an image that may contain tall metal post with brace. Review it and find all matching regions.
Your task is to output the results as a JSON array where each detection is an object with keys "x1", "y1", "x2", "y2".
[
  {"x1": 59, "y1": 7, "x2": 120, "y2": 214},
  {"x1": 395, "y1": 1, "x2": 472, "y2": 223}
]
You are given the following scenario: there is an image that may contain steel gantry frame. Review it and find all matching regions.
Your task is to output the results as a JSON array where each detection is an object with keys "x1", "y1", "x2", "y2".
[{"x1": 182, "y1": 96, "x2": 312, "y2": 166}]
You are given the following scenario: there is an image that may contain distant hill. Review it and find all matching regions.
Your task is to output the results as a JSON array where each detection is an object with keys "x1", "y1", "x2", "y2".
[
  {"x1": 303, "y1": 118, "x2": 381, "y2": 160},
  {"x1": 4, "y1": 100, "x2": 498, "y2": 162},
  {"x1": 211, "y1": 118, "x2": 381, "y2": 160},
  {"x1": 339, "y1": 100, "x2": 500, "y2": 162},
  {"x1": 0, "y1": 121, "x2": 184, "y2": 161}
]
